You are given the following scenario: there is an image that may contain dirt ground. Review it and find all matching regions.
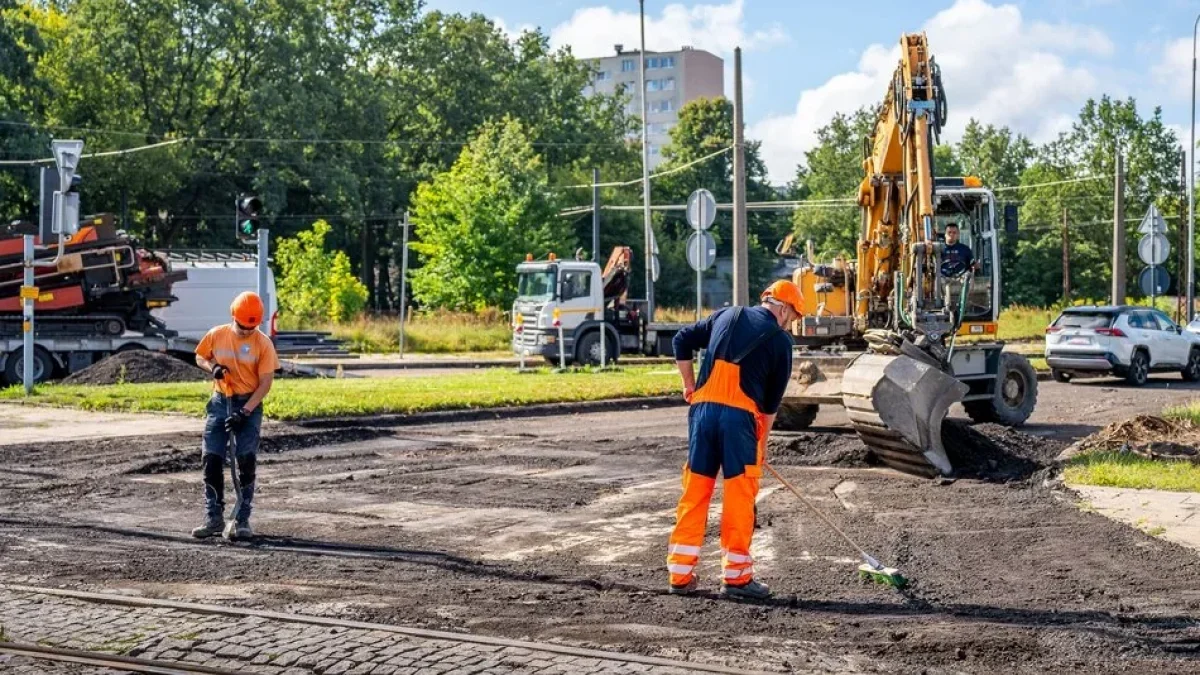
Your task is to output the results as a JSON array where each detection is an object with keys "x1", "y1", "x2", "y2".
[
  {"x1": 62, "y1": 349, "x2": 206, "y2": 385},
  {"x1": 2, "y1": 378, "x2": 1200, "y2": 673}
]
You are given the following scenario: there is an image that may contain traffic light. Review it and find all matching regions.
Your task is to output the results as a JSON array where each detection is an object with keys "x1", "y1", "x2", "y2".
[{"x1": 236, "y1": 195, "x2": 263, "y2": 243}]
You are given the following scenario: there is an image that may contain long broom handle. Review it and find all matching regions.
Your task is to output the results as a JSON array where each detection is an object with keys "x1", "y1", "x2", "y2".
[{"x1": 763, "y1": 462, "x2": 881, "y2": 569}]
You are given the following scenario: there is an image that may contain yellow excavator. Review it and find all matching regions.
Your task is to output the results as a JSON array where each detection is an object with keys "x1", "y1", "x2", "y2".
[{"x1": 776, "y1": 33, "x2": 1038, "y2": 476}]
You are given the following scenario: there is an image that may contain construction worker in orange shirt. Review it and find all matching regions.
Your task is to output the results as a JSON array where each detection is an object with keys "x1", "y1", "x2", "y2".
[
  {"x1": 191, "y1": 292, "x2": 280, "y2": 541},
  {"x1": 667, "y1": 281, "x2": 801, "y2": 599}
]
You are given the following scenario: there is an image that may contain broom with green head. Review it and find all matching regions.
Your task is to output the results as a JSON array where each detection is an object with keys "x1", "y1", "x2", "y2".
[{"x1": 763, "y1": 462, "x2": 908, "y2": 589}]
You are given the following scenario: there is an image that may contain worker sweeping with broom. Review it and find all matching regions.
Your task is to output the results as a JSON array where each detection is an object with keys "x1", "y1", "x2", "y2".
[
  {"x1": 191, "y1": 291, "x2": 279, "y2": 541},
  {"x1": 667, "y1": 281, "x2": 801, "y2": 599}
]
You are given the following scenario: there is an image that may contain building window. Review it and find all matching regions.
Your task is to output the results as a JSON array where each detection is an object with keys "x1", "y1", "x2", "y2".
[
  {"x1": 646, "y1": 79, "x2": 660, "y2": 92},
  {"x1": 595, "y1": 71, "x2": 611, "y2": 81},
  {"x1": 649, "y1": 100, "x2": 675, "y2": 114},
  {"x1": 663, "y1": 77, "x2": 675, "y2": 91},
  {"x1": 661, "y1": 56, "x2": 675, "y2": 69},
  {"x1": 649, "y1": 145, "x2": 660, "y2": 156},
  {"x1": 621, "y1": 58, "x2": 635, "y2": 72}
]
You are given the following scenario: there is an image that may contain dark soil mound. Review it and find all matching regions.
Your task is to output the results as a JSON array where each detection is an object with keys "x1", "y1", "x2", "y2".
[
  {"x1": 768, "y1": 431, "x2": 877, "y2": 468},
  {"x1": 769, "y1": 423, "x2": 1064, "y2": 481},
  {"x1": 942, "y1": 420, "x2": 1065, "y2": 481},
  {"x1": 63, "y1": 350, "x2": 206, "y2": 385}
]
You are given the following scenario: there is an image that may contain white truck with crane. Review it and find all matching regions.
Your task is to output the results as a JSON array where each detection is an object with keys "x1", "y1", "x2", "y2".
[{"x1": 511, "y1": 247, "x2": 686, "y2": 364}]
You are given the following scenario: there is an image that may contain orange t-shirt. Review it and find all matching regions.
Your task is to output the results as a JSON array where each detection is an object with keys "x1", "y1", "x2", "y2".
[{"x1": 195, "y1": 324, "x2": 280, "y2": 396}]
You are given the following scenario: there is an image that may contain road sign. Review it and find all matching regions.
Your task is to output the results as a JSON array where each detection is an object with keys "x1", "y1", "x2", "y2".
[
  {"x1": 1138, "y1": 232, "x2": 1170, "y2": 266},
  {"x1": 686, "y1": 189, "x2": 717, "y2": 231},
  {"x1": 686, "y1": 231, "x2": 717, "y2": 272},
  {"x1": 1138, "y1": 266, "x2": 1170, "y2": 297},
  {"x1": 1138, "y1": 204, "x2": 1166, "y2": 234}
]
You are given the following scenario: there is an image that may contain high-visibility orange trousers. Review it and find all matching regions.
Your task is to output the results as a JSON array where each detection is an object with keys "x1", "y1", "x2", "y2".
[{"x1": 667, "y1": 401, "x2": 764, "y2": 587}]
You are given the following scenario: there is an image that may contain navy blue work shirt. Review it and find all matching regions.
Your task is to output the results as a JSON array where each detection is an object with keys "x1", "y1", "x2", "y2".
[
  {"x1": 941, "y1": 242, "x2": 973, "y2": 275},
  {"x1": 672, "y1": 306, "x2": 794, "y2": 415}
]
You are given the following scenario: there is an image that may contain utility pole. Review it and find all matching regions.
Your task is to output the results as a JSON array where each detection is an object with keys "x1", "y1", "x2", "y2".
[
  {"x1": 1062, "y1": 206, "x2": 1070, "y2": 304},
  {"x1": 1112, "y1": 148, "x2": 1126, "y2": 305},
  {"x1": 732, "y1": 46, "x2": 749, "y2": 306},
  {"x1": 592, "y1": 168, "x2": 600, "y2": 262},
  {"x1": 638, "y1": 0, "x2": 654, "y2": 321}
]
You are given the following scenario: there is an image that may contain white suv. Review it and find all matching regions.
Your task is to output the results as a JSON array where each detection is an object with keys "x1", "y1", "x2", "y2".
[{"x1": 1045, "y1": 306, "x2": 1200, "y2": 386}]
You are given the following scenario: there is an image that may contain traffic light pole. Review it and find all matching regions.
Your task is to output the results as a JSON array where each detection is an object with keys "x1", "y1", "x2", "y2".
[
  {"x1": 257, "y1": 228, "x2": 270, "y2": 336},
  {"x1": 22, "y1": 235, "x2": 34, "y2": 395}
]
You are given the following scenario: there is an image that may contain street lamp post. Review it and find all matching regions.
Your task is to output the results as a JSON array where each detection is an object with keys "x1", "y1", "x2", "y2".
[
  {"x1": 639, "y1": 0, "x2": 654, "y2": 322},
  {"x1": 1189, "y1": 13, "x2": 1199, "y2": 321}
]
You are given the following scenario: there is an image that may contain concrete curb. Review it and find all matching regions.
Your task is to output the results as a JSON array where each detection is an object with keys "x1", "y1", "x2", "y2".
[
  {"x1": 284, "y1": 357, "x2": 677, "y2": 371},
  {"x1": 292, "y1": 395, "x2": 686, "y2": 429}
]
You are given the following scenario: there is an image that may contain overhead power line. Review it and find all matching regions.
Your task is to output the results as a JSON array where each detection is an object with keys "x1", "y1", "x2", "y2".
[
  {"x1": 0, "y1": 138, "x2": 189, "y2": 166},
  {"x1": 555, "y1": 146, "x2": 733, "y2": 189}
]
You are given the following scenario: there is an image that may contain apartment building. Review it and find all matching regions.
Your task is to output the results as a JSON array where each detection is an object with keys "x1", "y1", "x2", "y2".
[{"x1": 584, "y1": 45, "x2": 724, "y2": 168}]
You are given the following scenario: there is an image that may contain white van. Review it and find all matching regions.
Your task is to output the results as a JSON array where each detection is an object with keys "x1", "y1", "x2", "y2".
[{"x1": 153, "y1": 260, "x2": 279, "y2": 340}]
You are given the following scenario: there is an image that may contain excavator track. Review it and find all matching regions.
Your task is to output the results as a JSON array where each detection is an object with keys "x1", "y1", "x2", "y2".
[{"x1": 841, "y1": 352, "x2": 968, "y2": 477}]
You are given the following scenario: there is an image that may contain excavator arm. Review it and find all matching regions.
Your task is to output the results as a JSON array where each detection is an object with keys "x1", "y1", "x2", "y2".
[
  {"x1": 842, "y1": 33, "x2": 967, "y2": 476},
  {"x1": 855, "y1": 32, "x2": 948, "y2": 333}
]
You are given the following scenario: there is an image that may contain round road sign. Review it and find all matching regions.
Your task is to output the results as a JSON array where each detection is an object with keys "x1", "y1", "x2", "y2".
[
  {"x1": 1138, "y1": 232, "x2": 1170, "y2": 266},
  {"x1": 687, "y1": 231, "x2": 717, "y2": 271},
  {"x1": 686, "y1": 188, "x2": 717, "y2": 231},
  {"x1": 1138, "y1": 266, "x2": 1170, "y2": 296}
]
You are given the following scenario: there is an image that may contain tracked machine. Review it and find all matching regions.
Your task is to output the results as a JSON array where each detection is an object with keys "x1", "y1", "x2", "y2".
[
  {"x1": 776, "y1": 33, "x2": 1038, "y2": 476},
  {"x1": 0, "y1": 215, "x2": 184, "y2": 337}
]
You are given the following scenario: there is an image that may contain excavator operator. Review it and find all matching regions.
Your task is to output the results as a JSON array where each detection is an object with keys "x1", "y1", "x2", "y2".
[
  {"x1": 191, "y1": 292, "x2": 279, "y2": 542},
  {"x1": 667, "y1": 281, "x2": 801, "y2": 600},
  {"x1": 940, "y1": 223, "x2": 975, "y2": 276}
]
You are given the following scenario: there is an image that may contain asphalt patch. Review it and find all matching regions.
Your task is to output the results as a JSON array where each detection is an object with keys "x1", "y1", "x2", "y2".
[{"x1": 62, "y1": 350, "x2": 206, "y2": 385}]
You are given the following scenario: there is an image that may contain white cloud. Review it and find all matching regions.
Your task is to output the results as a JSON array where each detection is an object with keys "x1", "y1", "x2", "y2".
[
  {"x1": 749, "y1": 0, "x2": 1113, "y2": 183},
  {"x1": 546, "y1": 0, "x2": 787, "y2": 60},
  {"x1": 1152, "y1": 37, "x2": 1192, "y2": 101},
  {"x1": 494, "y1": 18, "x2": 535, "y2": 44}
]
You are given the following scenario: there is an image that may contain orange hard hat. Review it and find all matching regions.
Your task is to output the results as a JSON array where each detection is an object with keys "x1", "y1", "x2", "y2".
[
  {"x1": 761, "y1": 280, "x2": 804, "y2": 315},
  {"x1": 231, "y1": 291, "x2": 264, "y2": 327}
]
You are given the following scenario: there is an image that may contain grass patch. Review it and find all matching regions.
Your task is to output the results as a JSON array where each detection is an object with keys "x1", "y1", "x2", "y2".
[
  {"x1": 283, "y1": 310, "x2": 512, "y2": 354},
  {"x1": 1, "y1": 366, "x2": 679, "y2": 421},
  {"x1": 1164, "y1": 400, "x2": 1200, "y2": 425},
  {"x1": 1063, "y1": 452, "x2": 1200, "y2": 492}
]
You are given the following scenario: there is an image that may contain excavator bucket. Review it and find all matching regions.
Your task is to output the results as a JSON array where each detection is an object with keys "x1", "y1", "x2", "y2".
[{"x1": 841, "y1": 353, "x2": 968, "y2": 477}]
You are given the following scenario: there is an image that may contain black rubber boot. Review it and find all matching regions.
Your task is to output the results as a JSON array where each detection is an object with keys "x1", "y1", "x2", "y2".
[{"x1": 193, "y1": 453, "x2": 225, "y2": 537}]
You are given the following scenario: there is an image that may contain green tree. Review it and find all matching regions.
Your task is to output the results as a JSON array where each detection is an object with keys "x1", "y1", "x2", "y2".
[
  {"x1": 410, "y1": 117, "x2": 568, "y2": 310},
  {"x1": 790, "y1": 109, "x2": 874, "y2": 259},
  {"x1": 653, "y1": 97, "x2": 782, "y2": 306},
  {"x1": 1007, "y1": 96, "x2": 1180, "y2": 306},
  {"x1": 275, "y1": 220, "x2": 368, "y2": 323},
  {"x1": 955, "y1": 120, "x2": 1034, "y2": 188}
]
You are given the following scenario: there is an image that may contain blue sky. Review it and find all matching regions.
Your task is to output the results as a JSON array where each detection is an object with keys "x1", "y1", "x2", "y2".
[{"x1": 425, "y1": 0, "x2": 1198, "y2": 183}]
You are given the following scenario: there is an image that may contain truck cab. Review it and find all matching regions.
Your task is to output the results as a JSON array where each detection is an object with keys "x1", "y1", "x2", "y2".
[
  {"x1": 512, "y1": 256, "x2": 610, "y2": 364},
  {"x1": 511, "y1": 249, "x2": 680, "y2": 365}
]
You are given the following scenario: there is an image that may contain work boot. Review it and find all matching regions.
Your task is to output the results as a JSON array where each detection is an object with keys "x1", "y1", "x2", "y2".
[
  {"x1": 721, "y1": 579, "x2": 771, "y2": 600},
  {"x1": 668, "y1": 577, "x2": 698, "y2": 596},
  {"x1": 191, "y1": 517, "x2": 225, "y2": 539},
  {"x1": 223, "y1": 520, "x2": 253, "y2": 541}
]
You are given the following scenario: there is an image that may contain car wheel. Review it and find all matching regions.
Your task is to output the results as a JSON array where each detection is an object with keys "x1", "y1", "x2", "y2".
[
  {"x1": 1182, "y1": 349, "x2": 1200, "y2": 382},
  {"x1": 1052, "y1": 369, "x2": 1071, "y2": 383},
  {"x1": 1125, "y1": 351, "x2": 1149, "y2": 387}
]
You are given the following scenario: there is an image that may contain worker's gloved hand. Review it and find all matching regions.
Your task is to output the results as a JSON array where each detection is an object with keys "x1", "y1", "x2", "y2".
[
  {"x1": 225, "y1": 407, "x2": 250, "y2": 433},
  {"x1": 211, "y1": 364, "x2": 229, "y2": 381}
]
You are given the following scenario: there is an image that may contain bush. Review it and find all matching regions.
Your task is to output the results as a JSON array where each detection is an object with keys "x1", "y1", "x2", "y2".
[{"x1": 276, "y1": 220, "x2": 369, "y2": 323}]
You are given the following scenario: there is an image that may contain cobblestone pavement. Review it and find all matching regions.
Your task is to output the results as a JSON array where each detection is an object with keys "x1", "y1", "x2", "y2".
[{"x1": 0, "y1": 589, "x2": 706, "y2": 674}]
